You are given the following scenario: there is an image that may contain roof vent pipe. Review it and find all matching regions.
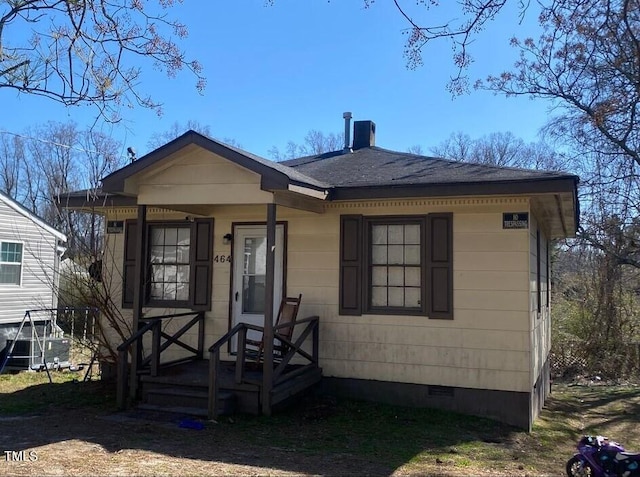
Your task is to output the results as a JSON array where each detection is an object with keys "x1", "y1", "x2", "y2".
[{"x1": 343, "y1": 112, "x2": 352, "y2": 152}]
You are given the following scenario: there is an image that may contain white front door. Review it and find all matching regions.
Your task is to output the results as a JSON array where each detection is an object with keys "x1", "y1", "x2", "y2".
[{"x1": 231, "y1": 224, "x2": 285, "y2": 352}]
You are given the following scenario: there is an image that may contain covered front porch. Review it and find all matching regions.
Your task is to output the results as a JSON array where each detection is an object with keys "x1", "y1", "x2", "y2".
[
  {"x1": 116, "y1": 307, "x2": 321, "y2": 419},
  {"x1": 101, "y1": 133, "x2": 329, "y2": 418}
]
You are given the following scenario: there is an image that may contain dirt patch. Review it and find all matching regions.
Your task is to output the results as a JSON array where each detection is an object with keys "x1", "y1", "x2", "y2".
[
  {"x1": 0, "y1": 407, "x2": 392, "y2": 476},
  {"x1": 5, "y1": 375, "x2": 640, "y2": 476}
]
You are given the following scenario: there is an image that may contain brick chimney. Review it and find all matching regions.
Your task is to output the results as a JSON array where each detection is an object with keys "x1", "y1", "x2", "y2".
[{"x1": 352, "y1": 120, "x2": 376, "y2": 150}]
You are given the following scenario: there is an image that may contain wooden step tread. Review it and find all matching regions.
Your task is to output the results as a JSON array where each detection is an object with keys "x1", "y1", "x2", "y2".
[
  {"x1": 146, "y1": 388, "x2": 227, "y2": 399},
  {"x1": 137, "y1": 403, "x2": 209, "y2": 418}
]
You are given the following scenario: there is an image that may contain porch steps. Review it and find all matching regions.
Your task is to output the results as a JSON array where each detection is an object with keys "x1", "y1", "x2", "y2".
[
  {"x1": 135, "y1": 360, "x2": 322, "y2": 418},
  {"x1": 141, "y1": 385, "x2": 238, "y2": 416}
]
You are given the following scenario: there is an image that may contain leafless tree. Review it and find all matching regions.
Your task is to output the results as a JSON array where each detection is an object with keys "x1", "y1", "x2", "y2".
[
  {"x1": 146, "y1": 120, "x2": 213, "y2": 151},
  {"x1": 0, "y1": 133, "x2": 24, "y2": 198},
  {"x1": 145, "y1": 120, "x2": 243, "y2": 157},
  {"x1": 432, "y1": 130, "x2": 567, "y2": 170},
  {"x1": 23, "y1": 122, "x2": 79, "y2": 231},
  {"x1": 406, "y1": 144, "x2": 424, "y2": 155},
  {"x1": 0, "y1": 0, "x2": 204, "y2": 122},
  {"x1": 7, "y1": 122, "x2": 125, "y2": 257},
  {"x1": 269, "y1": 129, "x2": 344, "y2": 160},
  {"x1": 483, "y1": 1, "x2": 640, "y2": 169}
]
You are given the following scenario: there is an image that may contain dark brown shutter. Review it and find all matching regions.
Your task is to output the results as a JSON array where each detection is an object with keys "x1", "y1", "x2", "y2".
[
  {"x1": 190, "y1": 218, "x2": 214, "y2": 311},
  {"x1": 427, "y1": 213, "x2": 453, "y2": 319},
  {"x1": 122, "y1": 220, "x2": 137, "y2": 309},
  {"x1": 340, "y1": 215, "x2": 363, "y2": 316}
]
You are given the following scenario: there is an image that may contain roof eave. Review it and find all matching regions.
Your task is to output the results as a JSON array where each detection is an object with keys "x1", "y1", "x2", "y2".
[
  {"x1": 328, "y1": 176, "x2": 578, "y2": 201},
  {"x1": 58, "y1": 191, "x2": 138, "y2": 210},
  {"x1": 330, "y1": 176, "x2": 579, "y2": 237},
  {"x1": 0, "y1": 191, "x2": 67, "y2": 242}
]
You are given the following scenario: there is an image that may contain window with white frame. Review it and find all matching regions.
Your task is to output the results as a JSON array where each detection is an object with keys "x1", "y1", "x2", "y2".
[
  {"x1": 0, "y1": 241, "x2": 23, "y2": 285},
  {"x1": 340, "y1": 213, "x2": 453, "y2": 319},
  {"x1": 368, "y1": 220, "x2": 424, "y2": 311},
  {"x1": 148, "y1": 225, "x2": 191, "y2": 303}
]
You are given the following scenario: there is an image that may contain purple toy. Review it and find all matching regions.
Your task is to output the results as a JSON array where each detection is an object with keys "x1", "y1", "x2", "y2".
[{"x1": 567, "y1": 435, "x2": 640, "y2": 476}]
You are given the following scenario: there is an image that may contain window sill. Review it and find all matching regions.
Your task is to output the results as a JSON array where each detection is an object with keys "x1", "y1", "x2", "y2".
[{"x1": 364, "y1": 308, "x2": 427, "y2": 317}]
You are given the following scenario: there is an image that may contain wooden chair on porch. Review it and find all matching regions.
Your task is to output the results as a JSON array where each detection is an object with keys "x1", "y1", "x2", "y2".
[{"x1": 245, "y1": 294, "x2": 302, "y2": 364}]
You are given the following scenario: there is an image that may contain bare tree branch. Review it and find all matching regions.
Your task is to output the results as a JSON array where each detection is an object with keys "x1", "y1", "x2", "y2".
[{"x1": 0, "y1": 0, "x2": 205, "y2": 122}]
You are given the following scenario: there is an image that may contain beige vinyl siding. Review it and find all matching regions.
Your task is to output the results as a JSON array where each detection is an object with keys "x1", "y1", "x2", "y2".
[
  {"x1": 104, "y1": 197, "x2": 534, "y2": 392},
  {"x1": 103, "y1": 198, "x2": 534, "y2": 393},
  {"x1": 316, "y1": 200, "x2": 532, "y2": 393},
  {"x1": 0, "y1": 200, "x2": 61, "y2": 324},
  {"x1": 135, "y1": 148, "x2": 273, "y2": 205}
]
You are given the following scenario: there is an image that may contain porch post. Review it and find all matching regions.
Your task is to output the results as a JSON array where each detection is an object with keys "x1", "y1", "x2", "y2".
[
  {"x1": 262, "y1": 203, "x2": 276, "y2": 415},
  {"x1": 129, "y1": 204, "x2": 147, "y2": 400}
]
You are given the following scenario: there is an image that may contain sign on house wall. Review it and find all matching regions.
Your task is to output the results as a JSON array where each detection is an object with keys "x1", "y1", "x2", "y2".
[
  {"x1": 107, "y1": 220, "x2": 124, "y2": 234},
  {"x1": 502, "y1": 213, "x2": 529, "y2": 230}
]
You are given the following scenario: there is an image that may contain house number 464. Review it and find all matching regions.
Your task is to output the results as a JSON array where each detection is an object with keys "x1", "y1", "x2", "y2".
[{"x1": 214, "y1": 255, "x2": 232, "y2": 263}]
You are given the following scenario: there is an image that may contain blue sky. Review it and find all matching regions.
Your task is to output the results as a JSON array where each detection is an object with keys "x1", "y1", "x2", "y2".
[{"x1": 1, "y1": 1, "x2": 551, "y2": 160}]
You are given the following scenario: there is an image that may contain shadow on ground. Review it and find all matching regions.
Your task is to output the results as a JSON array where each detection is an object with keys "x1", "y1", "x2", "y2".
[{"x1": 0, "y1": 379, "x2": 525, "y2": 476}]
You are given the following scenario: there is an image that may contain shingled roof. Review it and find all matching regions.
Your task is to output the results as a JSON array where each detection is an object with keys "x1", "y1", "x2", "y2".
[
  {"x1": 280, "y1": 146, "x2": 577, "y2": 201},
  {"x1": 282, "y1": 147, "x2": 572, "y2": 187},
  {"x1": 61, "y1": 126, "x2": 579, "y2": 236}
]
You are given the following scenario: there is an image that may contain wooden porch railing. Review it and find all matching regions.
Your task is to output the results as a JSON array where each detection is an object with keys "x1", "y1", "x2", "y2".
[
  {"x1": 116, "y1": 311, "x2": 205, "y2": 409},
  {"x1": 207, "y1": 315, "x2": 319, "y2": 420}
]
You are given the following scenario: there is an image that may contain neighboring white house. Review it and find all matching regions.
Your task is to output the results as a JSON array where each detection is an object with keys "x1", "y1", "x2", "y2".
[{"x1": 0, "y1": 191, "x2": 67, "y2": 342}]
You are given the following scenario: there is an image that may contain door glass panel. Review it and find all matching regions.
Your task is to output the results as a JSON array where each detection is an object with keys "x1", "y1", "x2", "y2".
[{"x1": 242, "y1": 237, "x2": 267, "y2": 313}]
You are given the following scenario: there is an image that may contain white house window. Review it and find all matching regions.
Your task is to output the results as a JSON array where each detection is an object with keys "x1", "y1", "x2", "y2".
[
  {"x1": 369, "y1": 221, "x2": 423, "y2": 311},
  {"x1": 0, "y1": 241, "x2": 23, "y2": 285},
  {"x1": 340, "y1": 213, "x2": 452, "y2": 319},
  {"x1": 148, "y1": 226, "x2": 191, "y2": 303}
]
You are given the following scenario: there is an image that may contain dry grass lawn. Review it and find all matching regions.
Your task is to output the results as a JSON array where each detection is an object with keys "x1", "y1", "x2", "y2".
[{"x1": 1, "y1": 371, "x2": 640, "y2": 476}]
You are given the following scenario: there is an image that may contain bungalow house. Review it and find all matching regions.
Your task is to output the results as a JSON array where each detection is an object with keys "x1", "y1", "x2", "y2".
[
  {"x1": 0, "y1": 190, "x2": 67, "y2": 359},
  {"x1": 62, "y1": 117, "x2": 578, "y2": 430}
]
